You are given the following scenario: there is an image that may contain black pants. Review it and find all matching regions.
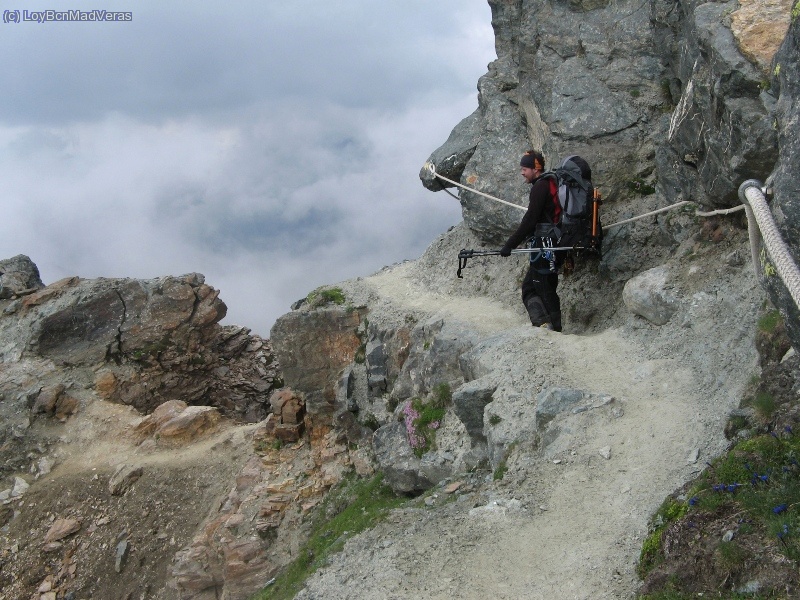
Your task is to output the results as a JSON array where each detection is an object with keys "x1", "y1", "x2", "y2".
[{"x1": 521, "y1": 264, "x2": 561, "y2": 331}]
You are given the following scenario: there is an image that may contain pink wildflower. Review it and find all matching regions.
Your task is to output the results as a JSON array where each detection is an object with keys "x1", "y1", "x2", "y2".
[{"x1": 403, "y1": 402, "x2": 424, "y2": 447}]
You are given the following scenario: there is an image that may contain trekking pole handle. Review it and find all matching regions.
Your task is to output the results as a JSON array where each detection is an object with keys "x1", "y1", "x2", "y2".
[{"x1": 457, "y1": 248, "x2": 502, "y2": 278}]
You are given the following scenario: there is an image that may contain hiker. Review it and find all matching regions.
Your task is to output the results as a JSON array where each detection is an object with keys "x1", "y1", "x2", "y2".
[{"x1": 499, "y1": 150, "x2": 565, "y2": 331}]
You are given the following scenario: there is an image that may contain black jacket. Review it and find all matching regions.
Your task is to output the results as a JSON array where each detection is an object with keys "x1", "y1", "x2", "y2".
[{"x1": 501, "y1": 176, "x2": 556, "y2": 253}]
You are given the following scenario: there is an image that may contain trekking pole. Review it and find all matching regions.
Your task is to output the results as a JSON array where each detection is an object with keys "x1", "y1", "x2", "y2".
[
  {"x1": 457, "y1": 249, "x2": 501, "y2": 278},
  {"x1": 457, "y1": 247, "x2": 585, "y2": 278}
]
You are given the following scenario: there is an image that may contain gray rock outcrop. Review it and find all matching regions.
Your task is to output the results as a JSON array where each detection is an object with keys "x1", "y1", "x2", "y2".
[
  {"x1": 0, "y1": 254, "x2": 44, "y2": 299},
  {"x1": 1, "y1": 272, "x2": 279, "y2": 420},
  {"x1": 420, "y1": 0, "x2": 789, "y2": 266}
]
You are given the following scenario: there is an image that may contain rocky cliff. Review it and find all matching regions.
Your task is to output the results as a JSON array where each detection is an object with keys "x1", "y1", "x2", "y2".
[
  {"x1": 2, "y1": 1, "x2": 800, "y2": 599},
  {"x1": 420, "y1": 0, "x2": 800, "y2": 346},
  {"x1": 421, "y1": 0, "x2": 787, "y2": 237},
  {"x1": 284, "y1": 0, "x2": 800, "y2": 597}
]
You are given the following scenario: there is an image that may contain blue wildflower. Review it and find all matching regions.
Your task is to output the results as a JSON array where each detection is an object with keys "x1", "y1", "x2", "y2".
[{"x1": 773, "y1": 504, "x2": 788, "y2": 514}]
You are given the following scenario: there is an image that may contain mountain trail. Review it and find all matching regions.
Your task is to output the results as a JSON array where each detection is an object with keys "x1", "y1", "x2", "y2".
[{"x1": 301, "y1": 250, "x2": 760, "y2": 599}]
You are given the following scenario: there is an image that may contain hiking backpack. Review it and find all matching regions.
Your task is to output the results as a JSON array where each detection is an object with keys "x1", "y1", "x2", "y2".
[
  {"x1": 543, "y1": 155, "x2": 602, "y2": 252},
  {"x1": 527, "y1": 155, "x2": 602, "y2": 272}
]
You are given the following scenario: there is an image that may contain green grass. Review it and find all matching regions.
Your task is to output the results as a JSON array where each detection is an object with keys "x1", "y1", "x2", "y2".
[
  {"x1": 493, "y1": 461, "x2": 508, "y2": 481},
  {"x1": 717, "y1": 539, "x2": 748, "y2": 570},
  {"x1": 253, "y1": 472, "x2": 407, "y2": 600},
  {"x1": 432, "y1": 382, "x2": 452, "y2": 408},
  {"x1": 626, "y1": 178, "x2": 656, "y2": 196},
  {"x1": 682, "y1": 431, "x2": 800, "y2": 559},
  {"x1": 401, "y1": 384, "x2": 452, "y2": 458},
  {"x1": 306, "y1": 286, "x2": 346, "y2": 307},
  {"x1": 757, "y1": 309, "x2": 782, "y2": 333},
  {"x1": 748, "y1": 391, "x2": 778, "y2": 418},
  {"x1": 637, "y1": 497, "x2": 689, "y2": 578}
]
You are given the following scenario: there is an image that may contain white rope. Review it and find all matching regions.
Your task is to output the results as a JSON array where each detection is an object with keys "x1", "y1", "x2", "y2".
[
  {"x1": 605, "y1": 202, "x2": 746, "y2": 228},
  {"x1": 740, "y1": 181, "x2": 800, "y2": 311},
  {"x1": 696, "y1": 205, "x2": 747, "y2": 217},
  {"x1": 604, "y1": 201, "x2": 693, "y2": 229},
  {"x1": 425, "y1": 162, "x2": 746, "y2": 229},
  {"x1": 424, "y1": 162, "x2": 528, "y2": 211},
  {"x1": 427, "y1": 163, "x2": 800, "y2": 312}
]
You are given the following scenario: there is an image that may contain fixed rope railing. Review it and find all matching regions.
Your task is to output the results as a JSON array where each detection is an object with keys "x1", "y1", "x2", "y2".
[
  {"x1": 424, "y1": 161, "x2": 745, "y2": 230},
  {"x1": 426, "y1": 164, "x2": 800, "y2": 309},
  {"x1": 739, "y1": 180, "x2": 800, "y2": 311}
]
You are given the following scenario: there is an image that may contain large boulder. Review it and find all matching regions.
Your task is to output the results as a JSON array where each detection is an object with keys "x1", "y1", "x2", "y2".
[
  {"x1": 0, "y1": 255, "x2": 44, "y2": 299},
  {"x1": 622, "y1": 265, "x2": 680, "y2": 325},
  {"x1": 372, "y1": 422, "x2": 434, "y2": 494},
  {"x1": 270, "y1": 303, "x2": 367, "y2": 423}
]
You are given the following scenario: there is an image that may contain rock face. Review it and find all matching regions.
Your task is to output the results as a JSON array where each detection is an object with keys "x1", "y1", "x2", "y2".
[
  {"x1": 270, "y1": 305, "x2": 367, "y2": 421},
  {"x1": 0, "y1": 255, "x2": 44, "y2": 299},
  {"x1": 421, "y1": 0, "x2": 789, "y2": 245},
  {"x1": 0, "y1": 272, "x2": 280, "y2": 424}
]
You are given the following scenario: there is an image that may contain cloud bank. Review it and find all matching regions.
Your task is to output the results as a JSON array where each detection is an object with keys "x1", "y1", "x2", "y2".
[{"x1": 0, "y1": 0, "x2": 495, "y2": 335}]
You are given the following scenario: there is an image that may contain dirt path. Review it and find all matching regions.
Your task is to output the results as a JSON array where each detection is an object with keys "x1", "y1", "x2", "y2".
[{"x1": 297, "y1": 260, "x2": 752, "y2": 599}]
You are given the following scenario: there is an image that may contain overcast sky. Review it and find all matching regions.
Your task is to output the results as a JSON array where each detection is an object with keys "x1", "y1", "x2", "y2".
[{"x1": 0, "y1": 1, "x2": 495, "y2": 336}]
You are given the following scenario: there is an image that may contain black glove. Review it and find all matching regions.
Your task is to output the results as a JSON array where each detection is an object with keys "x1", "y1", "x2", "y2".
[{"x1": 499, "y1": 246, "x2": 512, "y2": 257}]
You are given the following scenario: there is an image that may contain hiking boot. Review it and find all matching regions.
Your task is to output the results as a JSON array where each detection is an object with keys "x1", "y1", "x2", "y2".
[{"x1": 539, "y1": 322, "x2": 554, "y2": 331}]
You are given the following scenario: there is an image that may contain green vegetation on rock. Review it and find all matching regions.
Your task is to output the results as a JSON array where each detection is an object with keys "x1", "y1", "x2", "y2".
[
  {"x1": 306, "y1": 286, "x2": 346, "y2": 307},
  {"x1": 253, "y1": 472, "x2": 407, "y2": 600}
]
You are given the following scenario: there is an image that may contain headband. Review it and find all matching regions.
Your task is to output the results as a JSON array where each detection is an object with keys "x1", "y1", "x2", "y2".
[{"x1": 520, "y1": 154, "x2": 543, "y2": 170}]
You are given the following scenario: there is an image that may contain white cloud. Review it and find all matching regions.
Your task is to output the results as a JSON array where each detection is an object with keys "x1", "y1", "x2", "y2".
[{"x1": 0, "y1": 1, "x2": 495, "y2": 336}]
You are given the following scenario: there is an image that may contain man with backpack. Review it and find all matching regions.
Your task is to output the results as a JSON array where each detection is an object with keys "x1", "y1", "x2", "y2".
[{"x1": 500, "y1": 150, "x2": 579, "y2": 332}]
